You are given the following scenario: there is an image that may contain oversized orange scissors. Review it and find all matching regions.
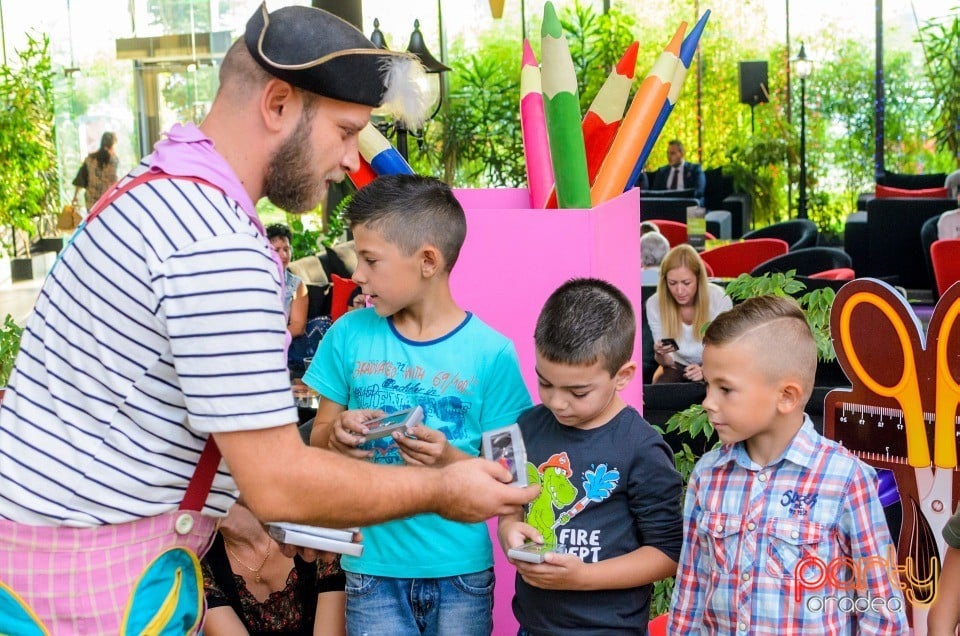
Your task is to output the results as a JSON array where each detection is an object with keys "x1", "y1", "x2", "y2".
[{"x1": 838, "y1": 290, "x2": 960, "y2": 558}]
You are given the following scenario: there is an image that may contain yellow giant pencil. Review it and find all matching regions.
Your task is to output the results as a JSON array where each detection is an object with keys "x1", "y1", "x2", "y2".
[
  {"x1": 541, "y1": 1, "x2": 591, "y2": 209},
  {"x1": 590, "y1": 23, "x2": 686, "y2": 206}
]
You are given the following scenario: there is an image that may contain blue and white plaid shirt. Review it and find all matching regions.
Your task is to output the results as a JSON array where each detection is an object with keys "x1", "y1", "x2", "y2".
[{"x1": 668, "y1": 417, "x2": 910, "y2": 635}]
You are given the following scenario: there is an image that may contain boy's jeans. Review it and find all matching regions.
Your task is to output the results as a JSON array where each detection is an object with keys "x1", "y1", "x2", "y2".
[{"x1": 345, "y1": 569, "x2": 494, "y2": 636}]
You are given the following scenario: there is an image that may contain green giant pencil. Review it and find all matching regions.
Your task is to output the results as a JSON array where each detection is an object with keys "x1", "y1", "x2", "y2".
[{"x1": 540, "y1": 1, "x2": 591, "y2": 209}]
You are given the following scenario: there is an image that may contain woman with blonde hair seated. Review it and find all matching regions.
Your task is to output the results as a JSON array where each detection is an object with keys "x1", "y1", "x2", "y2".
[{"x1": 646, "y1": 244, "x2": 732, "y2": 383}]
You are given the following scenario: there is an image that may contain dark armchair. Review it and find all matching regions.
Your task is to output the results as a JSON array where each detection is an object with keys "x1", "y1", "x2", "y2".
[
  {"x1": 921, "y1": 214, "x2": 941, "y2": 299},
  {"x1": 749, "y1": 247, "x2": 852, "y2": 278},
  {"x1": 702, "y1": 167, "x2": 752, "y2": 238},
  {"x1": 640, "y1": 167, "x2": 753, "y2": 238},
  {"x1": 845, "y1": 197, "x2": 956, "y2": 290},
  {"x1": 742, "y1": 219, "x2": 819, "y2": 251}
]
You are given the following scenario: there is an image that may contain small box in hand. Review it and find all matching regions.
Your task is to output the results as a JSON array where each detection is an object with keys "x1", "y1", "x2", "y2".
[{"x1": 481, "y1": 423, "x2": 528, "y2": 487}]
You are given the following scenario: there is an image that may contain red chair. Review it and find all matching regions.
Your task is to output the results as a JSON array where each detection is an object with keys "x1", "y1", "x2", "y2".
[
  {"x1": 650, "y1": 219, "x2": 688, "y2": 247},
  {"x1": 809, "y1": 267, "x2": 855, "y2": 280},
  {"x1": 649, "y1": 219, "x2": 716, "y2": 248},
  {"x1": 931, "y1": 239, "x2": 960, "y2": 297},
  {"x1": 648, "y1": 613, "x2": 668, "y2": 636},
  {"x1": 699, "y1": 238, "x2": 789, "y2": 278}
]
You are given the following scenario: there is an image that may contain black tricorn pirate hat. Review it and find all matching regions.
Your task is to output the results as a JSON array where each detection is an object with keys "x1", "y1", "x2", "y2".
[{"x1": 245, "y1": 2, "x2": 430, "y2": 127}]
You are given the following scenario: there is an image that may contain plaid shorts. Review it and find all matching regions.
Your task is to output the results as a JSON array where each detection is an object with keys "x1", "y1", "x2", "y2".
[{"x1": 0, "y1": 511, "x2": 217, "y2": 634}]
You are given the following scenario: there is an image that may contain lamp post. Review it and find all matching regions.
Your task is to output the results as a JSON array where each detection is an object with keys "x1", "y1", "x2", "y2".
[
  {"x1": 793, "y1": 42, "x2": 812, "y2": 219},
  {"x1": 370, "y1": 18, "x2": 450, "y2": 161}
]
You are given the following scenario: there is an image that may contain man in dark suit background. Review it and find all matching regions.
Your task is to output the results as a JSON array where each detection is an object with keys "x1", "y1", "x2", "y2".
[{"x1": 648, "y1": 139, "x2": 705, "y2": 206}]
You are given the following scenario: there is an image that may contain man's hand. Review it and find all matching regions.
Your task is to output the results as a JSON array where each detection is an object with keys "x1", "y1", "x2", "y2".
[{"x1": 435, "y1": 458, "x2": 539, "y2": 522}]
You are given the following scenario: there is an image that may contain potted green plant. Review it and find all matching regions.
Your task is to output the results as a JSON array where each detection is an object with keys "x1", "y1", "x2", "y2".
[
  {"x1": 0, "y1": 314, "x2": 24, "y2": 402},
  {"x1": 0, "y1": 32, "x2": 59, "y2": 279}
]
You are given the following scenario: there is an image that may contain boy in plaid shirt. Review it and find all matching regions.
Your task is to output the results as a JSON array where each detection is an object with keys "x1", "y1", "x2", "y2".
[{"x1": 668, "y1": 296, "x2": 909, "y2": 634}]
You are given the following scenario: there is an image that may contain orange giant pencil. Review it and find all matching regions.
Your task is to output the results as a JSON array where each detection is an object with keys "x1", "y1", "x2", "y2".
[
  {"x1": 520, "y1": 39, "x2": 554, "y2": 209},
  {"x1": 590, "y1": 23, "x2": 686, "y2": 206}
]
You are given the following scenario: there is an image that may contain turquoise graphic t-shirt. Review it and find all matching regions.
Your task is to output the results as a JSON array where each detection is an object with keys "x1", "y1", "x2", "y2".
[{"x1": 304, "y1": 308, "x2": 532, "y2": 578}]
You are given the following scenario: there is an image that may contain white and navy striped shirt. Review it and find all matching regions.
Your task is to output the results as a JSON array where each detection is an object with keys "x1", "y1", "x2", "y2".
[{"x1": 0, "y1": 163, "x2": 298, "y2": 527}]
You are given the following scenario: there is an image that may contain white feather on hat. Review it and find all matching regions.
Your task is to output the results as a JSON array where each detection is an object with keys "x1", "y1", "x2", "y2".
[{"x1": 375, "y1": 55, "x2": 433, "y2": 131}]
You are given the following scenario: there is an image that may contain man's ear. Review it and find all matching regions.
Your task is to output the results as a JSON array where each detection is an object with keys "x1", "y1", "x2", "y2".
[
  {"x1": 259, "y1": 79, "x2": 298, "y2": 133},
  {"x1": 614, "y1": 361, "x2": 637, "y2": 391}
]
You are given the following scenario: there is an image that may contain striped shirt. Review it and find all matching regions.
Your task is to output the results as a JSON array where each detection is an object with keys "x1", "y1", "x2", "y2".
[
  {"x1": 0, "y1": 161, "x2": 298, "y2": 527},
  {"x1": 668, "y1": 418, "x2": 909, "y2": 635}
]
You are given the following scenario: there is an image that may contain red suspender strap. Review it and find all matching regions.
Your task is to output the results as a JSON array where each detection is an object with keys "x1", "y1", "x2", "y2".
[
  {"x1": 84, "y1": 169, "x2": 226, "y2": 512},
  {"x1": 181, "y1": 436, "x2": 222, "y2": 512},
  {"x1": 85, "y1": 170, "x2": 196, "y2": 222}
]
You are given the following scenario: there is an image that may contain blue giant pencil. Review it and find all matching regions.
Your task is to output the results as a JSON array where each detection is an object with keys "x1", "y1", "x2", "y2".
[{"x1": 625, "y1": 10, "x2": 711, "y2": 191}]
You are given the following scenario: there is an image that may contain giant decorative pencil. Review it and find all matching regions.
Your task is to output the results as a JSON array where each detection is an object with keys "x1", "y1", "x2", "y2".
[
  {"x1": 348, "y1": 156, "x2": 378, "y2": 190},
  {"x1": 626, "y1": 10, "x2": 711, "y2": 191},
  {"x1": 583, "y1": 41, "x2": 639, "y2": 185},
  {"x1": 358, "y1": 122, "x2": 414, "y2": 177},
  {"x1": 545, "y1": 40, "x2": 638, "y2": 207},
  {"x1": 540, "y1": 1, "x2": 591, "y2": 209},
  {"x1": 590, "y1": 23, "x2": 685, "y2": 206},
  {"x1": 520, "y1": 39, "x2": 555, "y2": 209}
]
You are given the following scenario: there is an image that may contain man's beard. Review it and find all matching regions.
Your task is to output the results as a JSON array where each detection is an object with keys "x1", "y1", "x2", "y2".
[{"x1": 263, "y1": 112, "x2": 326, "y2": 213}]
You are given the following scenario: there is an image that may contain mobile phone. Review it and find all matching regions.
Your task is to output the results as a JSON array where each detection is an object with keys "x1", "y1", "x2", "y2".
[
  {"x1": 266, "y1": 524, "x2": 364, "y2": 557},
  {"x1": 481, "y1": 423, "x2": 528, "y2": 487},
  {"x1": 660, "y1": 338, "x2": 679, "y2": 350},
  {"x1": 507, "y1": 540, "x2": 567, "y2": 564},
  {"x1": 362, "y1": 406, "x2": 424, "y2": 442},
  {"x1": 265, "y1": 522, "x2": 358, "y2": 543}
]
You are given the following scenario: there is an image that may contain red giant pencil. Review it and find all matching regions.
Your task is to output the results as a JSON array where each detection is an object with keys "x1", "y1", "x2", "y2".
[{"x1": 583, "y1": 41, "x2": 639, "y2": 185}]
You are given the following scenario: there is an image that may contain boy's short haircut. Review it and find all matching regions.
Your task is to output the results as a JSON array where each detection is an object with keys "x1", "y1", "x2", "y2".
[
  {"x1": 265, "y1": 223, "x2": 293, "y2": 242},
  {"x1": 345, "y1": 174, "x2": 467, "y2": 271},
  {"x1": 535, "y1": 278, "x2": 635, "y2": 376},
  {"x1": 704, "y1": 295, "x2": 817, "y2": 401}
]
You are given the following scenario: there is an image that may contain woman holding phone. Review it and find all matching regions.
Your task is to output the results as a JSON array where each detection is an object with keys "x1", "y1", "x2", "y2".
[{"x1": 645, "y1": 244, "x2": 732, "y2": 383}]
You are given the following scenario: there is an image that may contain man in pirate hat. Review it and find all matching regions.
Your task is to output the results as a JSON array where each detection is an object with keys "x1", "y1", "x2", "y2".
[{"x1": 0, "y1": 4, "x2": 536, "y2": 632}]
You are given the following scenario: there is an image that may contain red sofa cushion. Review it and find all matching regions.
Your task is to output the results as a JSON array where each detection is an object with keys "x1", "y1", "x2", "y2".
[{"x1": 875, "y1": 184, "x2": 949, "y2": 199}]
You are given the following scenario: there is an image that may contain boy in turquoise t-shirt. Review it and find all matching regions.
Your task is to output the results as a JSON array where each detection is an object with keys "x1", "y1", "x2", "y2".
[{"x1": 304, "y1": 174, "x2": 533, "y2": 635}]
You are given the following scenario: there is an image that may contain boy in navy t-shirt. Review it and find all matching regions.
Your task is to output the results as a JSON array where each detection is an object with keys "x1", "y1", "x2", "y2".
[{"x1": 498, "y1": 278, "x2": 683, "y2": 635}]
